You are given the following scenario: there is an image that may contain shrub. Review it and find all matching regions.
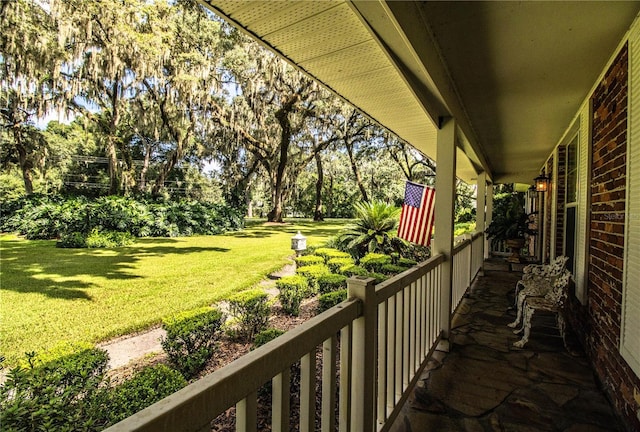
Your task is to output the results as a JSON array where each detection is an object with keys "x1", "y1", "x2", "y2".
[
  {"x1": 85, "y1": 228, "x2": 135, "y2": 248},
  {"x1": 360, "y1": 252, "x2": 392, "y2": 272},
  {"x1": 253, "y1": 329, "x2": 286, "y2": 349},
  {"x1": 57, "y1": 231, "x2": 87, "y2": 248},
  {"x1": 277, "y1": 275, "x2": 309, "y2": 316},
  {"x1": 0, "y1": 347, "x2": 109, "y2": 431},
  {"x1": 398, "y1": 257, "x2": 418, "y2": 267},
  {"x1": 337, "y1": 200, "x2": 403, "y2": 258},
  {"x1": 294, "y1": 255, "x2": 324, "y2": 267},
  {"x1": 314, "y1": 247, "x2": 351, "y2": 262},
  {"x1": 296, "y1": 264, "x2": 331, "y2": 292},
  {"x1": 380, "y1": 264, "x2": 410, "y2": 275},
  {"x1": 327, "y1": 256, "x2": 355, "y2": 273},
  {"x1": 0, "y1": 195, "x2": 245, "y2": 240},
  {"x1": 227, "y1": 289, "x2": 271, "y2": 341},
  {"x1": 368, "y1": 272, "x2": 389, "y2": 284},
  {"x1": 339, "y1": 264, "x2": 368, "y2": 277},
  {"x1": 317, "y1": 273, "x2": 347, "y2": 294},
  {"x1": 318, "y1": 289, "x2": 348, "y2": 312},
  {"x1": 107, "y1": 364, "x2": 187, "y2": 424},
  {"x1": 161, "y1": 307, "x2": 224, "y2": 378}
]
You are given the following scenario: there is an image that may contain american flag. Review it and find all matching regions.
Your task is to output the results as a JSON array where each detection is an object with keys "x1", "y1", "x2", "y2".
[{"x1": 397, "y1": 181, "x2": 436, "y2": 247}]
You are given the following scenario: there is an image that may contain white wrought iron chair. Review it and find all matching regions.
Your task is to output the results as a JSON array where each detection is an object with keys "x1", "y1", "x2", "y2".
[
  {"x1": 508, "y1": 256, "x2": 569, "y2": 330},
  {"x1": 513, "y1": 270, "x2": 572, "y2": 349}
]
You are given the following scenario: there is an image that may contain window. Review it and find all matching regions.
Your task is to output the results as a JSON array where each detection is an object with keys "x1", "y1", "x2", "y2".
[{"x1": 564, "y1": 136, "x2": 578, "y2": 274}]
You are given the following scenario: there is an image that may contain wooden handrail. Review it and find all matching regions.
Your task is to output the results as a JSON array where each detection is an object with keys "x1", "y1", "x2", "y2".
[{"x1": 105, "y1": 300, "x2": 361, "y2": 432}]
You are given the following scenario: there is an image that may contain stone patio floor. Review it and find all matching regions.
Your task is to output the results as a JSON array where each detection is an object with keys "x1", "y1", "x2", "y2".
[{"x1": 389, "y1": 262, "x2": 624, "y2": 432}]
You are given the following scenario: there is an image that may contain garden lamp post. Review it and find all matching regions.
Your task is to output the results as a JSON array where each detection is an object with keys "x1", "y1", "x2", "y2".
[{"x1": 291, "y1": 231, "x2": 307, "y2": 257}]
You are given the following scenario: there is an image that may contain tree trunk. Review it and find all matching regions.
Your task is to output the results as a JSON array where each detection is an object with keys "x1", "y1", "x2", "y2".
[
  {"x1": 14, "y1": 133, "x2": 34, "y2": 195},
  {"x1": 327, "y1": 174, "x2": 334, "y2": 217},
  {"x1": 313, "y1": 151, "x2": 324, "y2": 221},
  {"x1": 138, "y1": 142, "x2": 152, "y2": 193},
  {"x1": 267, "y1": 99, "x2": 295, "y2": 223},
  {"x1": 246, "y1": 197, "x2": 253, "y2": 218},
  {"x1": 346, "y1": 140, "x2": 369, "y2": 202}
]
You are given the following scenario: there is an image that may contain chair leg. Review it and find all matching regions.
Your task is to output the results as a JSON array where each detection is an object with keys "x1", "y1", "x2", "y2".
[
  {"x1": 557, "y1": 313, "x2": 568, "y2": 350},
  {"x1": 508, "y1": 291, "x2": 526, "y2": 329},
  {"x1": 514, "y1": 306, "x2": 533, "y2": 348}
]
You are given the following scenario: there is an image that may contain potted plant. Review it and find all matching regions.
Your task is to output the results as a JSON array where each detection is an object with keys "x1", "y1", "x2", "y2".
[{"x1": 485, "y1": 192, "x2": 534, "y2": 263}]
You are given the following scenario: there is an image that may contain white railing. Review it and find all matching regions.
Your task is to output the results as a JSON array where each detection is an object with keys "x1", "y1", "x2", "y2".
[
  {"x1": 106, "y1": 234, "x2": 485, "y2": 432},
  {"x1": 471, "y1": 232, "x2": 484, "y2": 279},
  {"x1": 451, "y1": 231, "x2": 484, "y2": 312}
]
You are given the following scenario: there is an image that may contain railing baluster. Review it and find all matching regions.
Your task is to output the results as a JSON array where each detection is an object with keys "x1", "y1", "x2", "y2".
[
  {"x1": 395, "y1": 291, "x2": 403, "y2": 402},
  {"x1": 322, "y1": 336, "x2": 337, "y2": 432},
  {"x1": 409, "y1": 281, "x2": 416, "y2": 375},
  {"x1": 272, "y1": 370, "x2": 290, "y2": 431},
  {"x1": 386, "y1": 296, "x2": 395, "y2": 414},
  {"x1": 403, "y1": 286, "x2": 410, "y2": 390},
  {"x1": 339, "y1": 324, "x2": 352, "y2": 432},
  {"x1": 377, "y1": 302, "x2": 387, "y2": 423},
  {"x1": 236, "y1": 393, "x2": 257, "y2": 432},
  {"x1": 300, "y1": 350, "x2": 316, "y2": 432}
]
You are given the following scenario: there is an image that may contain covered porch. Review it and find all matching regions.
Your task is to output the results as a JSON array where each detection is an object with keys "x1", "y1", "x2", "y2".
[
  {"x1": 391, "y1": 263, "x2": 621, "y2": 432},
  {"x1": 106, "y1": 1, "x2": 640, "y2": 430}
]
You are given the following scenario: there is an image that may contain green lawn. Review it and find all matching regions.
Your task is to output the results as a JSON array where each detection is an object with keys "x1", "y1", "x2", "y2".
[{"x1": 0, "y1": 219, "x2": 346, "y2": 366}]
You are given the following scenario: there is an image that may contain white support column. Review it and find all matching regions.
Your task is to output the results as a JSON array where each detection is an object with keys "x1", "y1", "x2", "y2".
[
  {"x1": 434, "y1": 117, "x2": 456, "y2": 347},
  {"x1": 485, "y1": 183, "x2": 494, "y2": 259},
  {"x1": 476, "y1": 172, "x2": 487, "y2": 274}
]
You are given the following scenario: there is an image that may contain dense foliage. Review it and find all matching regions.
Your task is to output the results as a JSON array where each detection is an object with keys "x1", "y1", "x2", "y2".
[
  {"x1": 1, "y1": 195, "x2": 244, "y2": 242},
  {"x1": 0, "y1": 346, "x2": 188, "y2": 431},
  {"x1": 1, "y1": 0, "x2": 479, "y2": 224},
  {"x1": 0, "y1": 347, "x2": 109, "y2": 431}
]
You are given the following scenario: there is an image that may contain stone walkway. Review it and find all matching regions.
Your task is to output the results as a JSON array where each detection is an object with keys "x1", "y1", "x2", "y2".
[
  {"x1": 390, "y1": 265, "x2": 623, "y2": 432},
  {"x1": 98, "y1": 262, "x2": 296, "y2": 370}
]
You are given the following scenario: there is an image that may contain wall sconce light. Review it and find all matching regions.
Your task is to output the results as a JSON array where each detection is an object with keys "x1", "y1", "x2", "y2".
[
  {"x1": 534, "y1": 174, "x2": 550, "y2": 192},
  {"x1": 527, "y1": 185, "x2": 538, "y2": 200}
]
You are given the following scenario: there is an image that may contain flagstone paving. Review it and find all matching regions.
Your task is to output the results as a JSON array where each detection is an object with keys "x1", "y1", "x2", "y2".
[{"x1": 389, "y1": 265, "x2": 624, "y2": 432}]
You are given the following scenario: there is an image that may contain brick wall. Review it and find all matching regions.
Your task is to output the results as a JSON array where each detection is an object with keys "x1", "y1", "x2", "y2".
[
  {"x1": 567, "y1": 43, "x2": 640, "y2": 431},
  {"x1": 555, "y1": 145, "x2": 566, "y2": 257}
]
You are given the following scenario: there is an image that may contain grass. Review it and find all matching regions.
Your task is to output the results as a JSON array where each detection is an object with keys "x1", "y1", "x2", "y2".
[{"x1": 0, "y1": 219, "x2": 347, "y2": 366}]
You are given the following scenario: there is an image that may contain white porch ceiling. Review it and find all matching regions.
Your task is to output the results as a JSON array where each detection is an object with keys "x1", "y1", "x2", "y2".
[{"x1": 201, "y1": 0, "x2": 640, "y2": 184}]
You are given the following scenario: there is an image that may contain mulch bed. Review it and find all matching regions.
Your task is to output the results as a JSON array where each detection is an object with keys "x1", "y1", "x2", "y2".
[{"x1": 108, "y1": 298, "x2": 335, "y2": 430}]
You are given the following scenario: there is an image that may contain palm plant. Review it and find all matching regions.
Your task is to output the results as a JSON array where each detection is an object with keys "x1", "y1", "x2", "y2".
[{"x1": 338, "y1": 200, "x2": 403, "y2": 258}]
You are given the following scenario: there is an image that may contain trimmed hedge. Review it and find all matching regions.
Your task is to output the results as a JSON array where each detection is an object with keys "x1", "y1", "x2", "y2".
[
  {"x1": 339, "y1": 264, "x2": 368, "y2": 277},
  {"x1": 296, "y1": 264, "x2": 331, "y2": 292},
  {"x1": 368, "y1": 272, "x2": 389, "y2": 284},
  {"x1": 161, "y1": 307, "x2": 225, "y2": 378},
  {"x1": 276, "y1": 275, "x2": 309, "y2": 316},
  {"x1": 327, "y1": 257, "x2": 355, "y2": 273},
  {"x1": 294, "y1": 255, "x2": 324, "y2": 267},
  {"x1": 227, "y1": 289, "x2": 271, "y2": 341},
  {"x1": 253, "y1": 329, "x2": 286, "y2": 349},
  {"x1": 317, "y1": 273, "x2": 347, "y2": 294},
  {"x1": 360, "y1": 253, "x2": 392, "y2": 273},
  {"x1": 318, "y1": 289, "x2": 348, "y2": 312},
  {"x1": 107, "y1": 364, "x2": 187, "y2": 423},
  {"x1": 380, "y1": 264, "x2": 410, "y2": 275},
  {"x1": 398, "y1": 257, "x2": 418, "y2": 267},
  {"x1": 314, "y1": 247, "x2": 351, "y2": 262}
]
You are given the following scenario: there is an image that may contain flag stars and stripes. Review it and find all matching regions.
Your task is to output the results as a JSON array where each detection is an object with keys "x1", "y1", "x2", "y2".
[{"x1": 397, "y1": 181, "x2": 436, "y2": 247}]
